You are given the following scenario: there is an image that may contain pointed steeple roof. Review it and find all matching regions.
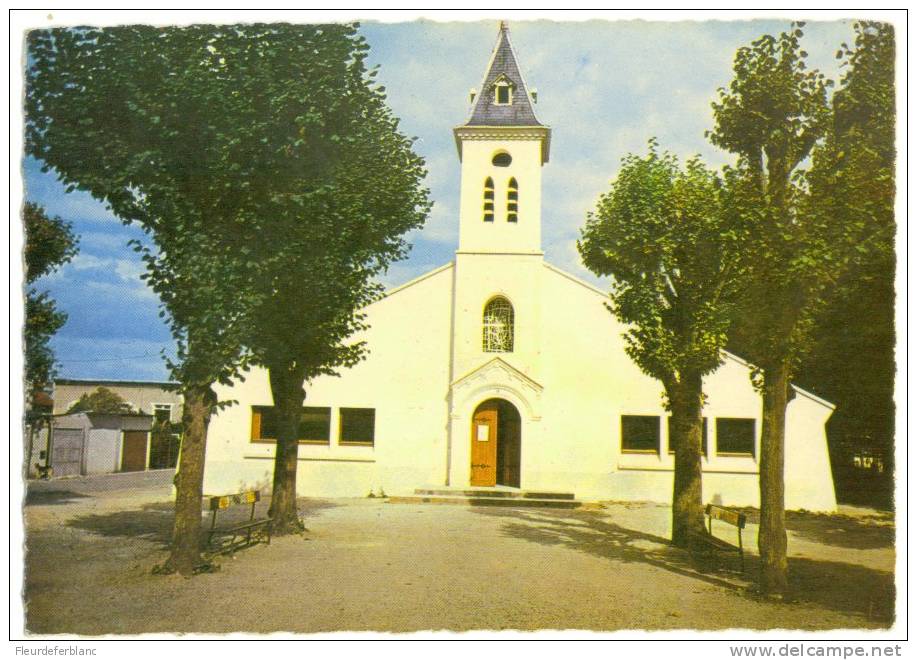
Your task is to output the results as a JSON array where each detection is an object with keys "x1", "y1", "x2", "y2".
[{"x1": 464, "y1": 21, "x2": 543, "y2": 127}]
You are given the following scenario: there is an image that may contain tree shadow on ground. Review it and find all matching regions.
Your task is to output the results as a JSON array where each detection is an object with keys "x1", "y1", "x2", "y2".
[
  {"x1": 67, "y1": 500, "x2": 177, "y2": 548},
  {"x1": 473, "y1": 507, "x2": 894, "y2": 626},
  {"x1": 789, "y1": 556, "x2": 894, "y2": 624},
  {"x1": 474, "y1": 507, "x2": 749, "y2": 591},
  {"x1": 65, "y1": 497, "x2": 340, "y2": 549},
  {"x1": 738, "y1": 507, "x2": 895, "y2": 550},
  {"x1": 25, "y1": 489, "x2": 91, "y2": 506}
]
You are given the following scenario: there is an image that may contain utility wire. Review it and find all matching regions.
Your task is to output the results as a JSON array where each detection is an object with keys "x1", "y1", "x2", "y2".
[{"x1": 56, "y1": 352, "x2": 172, "y2": 363}]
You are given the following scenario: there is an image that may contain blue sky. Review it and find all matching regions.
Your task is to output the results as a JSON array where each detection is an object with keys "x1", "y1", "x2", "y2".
[{"x1": 22, "y1": 18, "x2": 855, "y2": 382}]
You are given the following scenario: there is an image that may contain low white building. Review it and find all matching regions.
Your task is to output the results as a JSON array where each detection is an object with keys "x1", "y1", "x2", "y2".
[
  {"x1": 50, "y1": 412, "x2": 154, "y2": 477},
  {"x1": 203, "y1": 23, "x2": 837, "y2": 511}
]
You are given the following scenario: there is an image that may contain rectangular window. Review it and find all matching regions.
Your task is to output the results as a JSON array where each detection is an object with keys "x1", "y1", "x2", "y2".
[
  {"x1": 715, "y1": 417, "x2": 756, "y2": 456},
  {"x1": 667, "y1": 416, "x2": 708, "y2": 455},
  {"x1": 153, "y1": 404, "x2": 173, "y2": 424},
  {"x1": 250, "y1": 406, "x2": 331, "y2": 444},
  {"x1": 621, "y1": 415, "x2": 660, "y2": 454},
  {"x1": 496, "y1": 85, "x2": 511, "y2": 104},
  {"x1": 339, "y1": 407, "x2": 375, "y2": 446}
]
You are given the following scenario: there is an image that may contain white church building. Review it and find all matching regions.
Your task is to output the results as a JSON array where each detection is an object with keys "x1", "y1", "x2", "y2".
[{"x1": 203, "y1": 23, "x2": 837, "y2": 511}]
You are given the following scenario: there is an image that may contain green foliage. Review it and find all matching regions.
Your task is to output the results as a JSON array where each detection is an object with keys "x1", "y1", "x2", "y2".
[
  {"x1": 806, "y1": 21, "x2": 895, "y2": 268},
  {"x1": 24, "y1": 202, "x2": 78, "y2": 284},
  {"x1": 709, "y1": 23, "x2": 833, "y2": 206},
  {"x1": 798, "y1": 22, "x2": 896, "y2": 491},
  {"x1": 708, "y1": 23, "x2": 846, "y2": 372},
  {"x1": 712, "y1": 22, "x2": 895, "y2": 380},
  {"x1": 25, "y1": 291, "x2": 67, "y2": 392},
  {"x1": 22, "y1": 203, "x2": 78, "y2": 392},
  {"x1": 25, "y1": 20, "x2": 431, "y2": 568},
  {"x1": 66, "y1": 386, "x2": 135, "y2": 414},
  {"x1": 233, "y1": 25, "x2": 431, "y2": 380},
  {"x1": 25, "y1": 23, "x2": 430, "y2": 392},
  {"x1": 578, "y1": 142, "x2": 745, "y2": 390},
  {"x1": 708, "y1": 21, "x2": 896, "y2": 588}
]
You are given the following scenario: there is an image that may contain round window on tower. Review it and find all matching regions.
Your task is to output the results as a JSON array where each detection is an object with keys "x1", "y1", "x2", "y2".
[{"x1": 492, "y1": 151, "x2": 512, "y2": 167}]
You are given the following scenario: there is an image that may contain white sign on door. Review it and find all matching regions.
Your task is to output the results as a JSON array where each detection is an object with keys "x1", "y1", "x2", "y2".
[{"x1": 477, "y1": 424, "x2": 490, "y2": 441}]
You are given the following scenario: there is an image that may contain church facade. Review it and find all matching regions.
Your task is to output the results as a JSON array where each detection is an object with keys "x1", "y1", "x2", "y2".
[{"x1": 203, "y1": 24, "x2": 837, "y2": 511}]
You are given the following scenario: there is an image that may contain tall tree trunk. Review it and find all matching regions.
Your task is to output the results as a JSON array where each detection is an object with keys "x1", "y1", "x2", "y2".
[
  {"x1": 267, "y1": 362, "x2": 308, "y2": 535},
  {"x1": 669, "y1": 370, "x2": 706, "y2": 548},
  {"x1": 758, "y1": 361, "x2": 790, "y2": 596},
  {"x1": 161, "y1": 383, "x2": 216, "y2": 576},
  {"x1": 25, "y1": 422, "x2": 36, "y2": 479}
]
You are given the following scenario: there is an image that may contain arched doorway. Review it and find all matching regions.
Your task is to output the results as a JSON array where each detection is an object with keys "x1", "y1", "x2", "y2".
[{"x1": 470, "y1": 398, "x2": 521, "y2": 488}]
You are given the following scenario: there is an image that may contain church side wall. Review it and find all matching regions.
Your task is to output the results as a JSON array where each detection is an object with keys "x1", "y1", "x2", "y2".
[
  {"x1": 527, "y1": 265, "x2": 643, "y2": 496},
  {"x1": 784, "y1": 390, "x2": 837, "y2": 511},
  {"x1": 203, "y1": 265, "x2": 456, "y2": 498},
  {"x1": 535, "y1": 266, "x2": 836, "y2": 511}
]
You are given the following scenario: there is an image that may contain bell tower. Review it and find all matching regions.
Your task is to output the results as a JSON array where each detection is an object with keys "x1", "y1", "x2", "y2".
[
  {"x1": 453, "y1": 21, "x2": 551, "y2": 255},
  {"x1": 446, "y1": 22, "x2": 550, "y2": 489}
]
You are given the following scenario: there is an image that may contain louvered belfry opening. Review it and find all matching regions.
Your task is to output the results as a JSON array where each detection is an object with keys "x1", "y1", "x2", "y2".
[
  {"x1": 483, "y1": 177, "x2": 495, "y2": 222},
  {"x1": 507, "y1": 177, "x2": 518, "y2": 223}
]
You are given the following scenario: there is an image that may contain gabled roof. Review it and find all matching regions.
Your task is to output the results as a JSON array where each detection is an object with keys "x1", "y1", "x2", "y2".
[
  {"x1": 542, "y1": 261, "x2": 835, "y2": 412},
  {"x1": 54, "y1": 378, "x2": 178, "y2": 389},
  {"x1": 451, "y1": 356, "x2": 544, "y2": 393},
  {"x1": 464, "y1": 21, "x2": 543, "y2": 127}
]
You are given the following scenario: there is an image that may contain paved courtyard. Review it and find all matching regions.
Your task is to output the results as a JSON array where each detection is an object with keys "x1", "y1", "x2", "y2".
[{"x1": 21, "y1": 475, "x2": 895, "y2": 634}]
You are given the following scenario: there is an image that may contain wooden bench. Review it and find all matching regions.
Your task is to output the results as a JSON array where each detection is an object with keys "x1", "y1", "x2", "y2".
[
  {"x1": 205, "y1": 490, "x2": 271, "y2": 555},
  {"x1": 693, "y1": 504, "x2": 747, "y2": 571}
]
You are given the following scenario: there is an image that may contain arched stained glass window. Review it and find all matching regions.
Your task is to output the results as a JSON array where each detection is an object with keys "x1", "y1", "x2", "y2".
[
  {"x1": 483, "y1": 177, "x2": 494, "y2": 222},
  {"x1": 482, "y1": 297, "x2": 514, "y2": 353},
  {"x1": 507, "y1": 178, "x2": 518, "y2": 223}
]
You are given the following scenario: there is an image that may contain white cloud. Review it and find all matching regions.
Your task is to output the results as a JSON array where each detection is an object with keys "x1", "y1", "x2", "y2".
[
  {"x1": 113, "y1": 259, "x2": 147, "y2": 283},
  {"x1": 79, "y1": 231, "x2": 131, "y2": 252},
  {"x1": 21, "y1": 18, "x2": 864, "y2": 382},
  {"x1": 410, "y1": 199, "x2": 457, "y2": 245},
  {"x1": 50, "y1": 336, "x2": 175, "y2": 381},
  {"x1": 83, "y1": 279, "x2": 158, "y2": 302},
  {"x1": 44, "y1": 253, "x2": 156, "y2": 302},
  {"x1": 55, "y1": 253, "x2": 148, "y2": 284},
  {"x1": 67, "y1": 253, "x2": 111, "y2": 271},
  {"x1": 544, "y1": 237, "x2": 610, "y2": 291}
]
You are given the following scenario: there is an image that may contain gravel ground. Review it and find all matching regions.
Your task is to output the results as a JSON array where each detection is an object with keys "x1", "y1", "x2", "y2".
[
  {"x1": 25, "y1": 468, "x2": 176, "y2": 496},
  {"x1": 21, "y1": 479, "x2": 895, "y2": 635}
]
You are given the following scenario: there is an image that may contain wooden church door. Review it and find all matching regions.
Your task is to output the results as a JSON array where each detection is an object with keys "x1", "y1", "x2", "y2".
[{"x1": 470, "y1": 402, "x2": 499, "y2": 486}]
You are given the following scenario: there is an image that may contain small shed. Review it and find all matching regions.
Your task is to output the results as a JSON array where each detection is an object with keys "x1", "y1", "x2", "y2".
[{"x1": 51, "y1": 413, "x2": 154, "y2": 476}]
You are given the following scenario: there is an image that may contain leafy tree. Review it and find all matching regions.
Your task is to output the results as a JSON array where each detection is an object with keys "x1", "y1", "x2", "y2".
[
  {"x1": 579, "y1": 144, "x2": 746, "y2": 547},
  {"x1": 796, "y1": 22, "x2": 896, "y2": 508},
  {"x1": 23, "y1": 202, "x2": 77, "y2": 393},
  {"x1": 24, "y1": 202, "x2": 78, "y2": 283},
  {"x1": 25, "y1": 25, "x2": 283, "y2": 574},
  {"x1": 66, "y1": 386, "x2": 135, "y2": 414},
  {"x1": 137, "y1": 221, "x2": 254, "y2": 575},
  {"x1": 708, "y1": 22, "x2": 893, "y2": 595},
  {"x1": 233, "y1": 27, "x2": 430, "y2": 534},
  {"x1": 25, "y1": 22, "x2": 429, "y2": 566}
]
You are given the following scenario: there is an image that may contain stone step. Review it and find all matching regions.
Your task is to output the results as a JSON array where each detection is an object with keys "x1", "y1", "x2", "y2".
[
  {"x1": 388, "y1": 494, "x2": 584, "y2": 509},
  {"x1": 413, "y1": 488, "x2": 576, "y2": 500}
]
